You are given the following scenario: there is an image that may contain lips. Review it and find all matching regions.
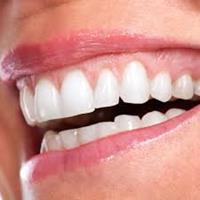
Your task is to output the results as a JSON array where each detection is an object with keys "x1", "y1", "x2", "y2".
[
  {"x1": 1, "y1": 30, "x2": 199, "y2": 82},
  {"x1": 1, "y1": 30, "x2": 200, "y2": 183}
]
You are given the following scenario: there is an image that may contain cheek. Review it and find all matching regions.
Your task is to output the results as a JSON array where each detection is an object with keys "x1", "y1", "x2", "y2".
[
  {"x1": 23, "y1": 119, "x2": 200, "y2": 200},
  {"x1": 0, "y1": 84, "x2": 35, "y2": 200}
]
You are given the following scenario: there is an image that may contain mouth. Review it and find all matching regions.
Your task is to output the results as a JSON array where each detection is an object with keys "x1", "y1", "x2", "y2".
[{"x1": 1, "y1": 30, "x2": 200, "y2": 182}]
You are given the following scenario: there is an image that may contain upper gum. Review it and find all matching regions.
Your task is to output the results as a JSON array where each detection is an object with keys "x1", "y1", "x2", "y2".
[{"x1": 17, "y1": 49, "x2": 200, "y2": 91}]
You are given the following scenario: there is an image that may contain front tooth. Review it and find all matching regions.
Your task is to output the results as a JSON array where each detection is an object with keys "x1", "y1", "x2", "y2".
[
  {"x1": 60, "y1": 129, "x2": 79, "y2": 149},
  {"x1": 194, "y1": 80, "x2": 200, "y2": 96},
  {"x1": 120, "y1": 61, "x2": 150, "y2": 104},
  {"x1": 151, "y1": 72, "x2": 172, "y2": 102},
  {"x1": 142, "y1": 111, "x2": 167, "y2": 127},
  {"x1": 40, "y1": 131, "x2": 62, "y2": 153},
  {"x1": 114, "y1": 115, "x2": 141, "y2": 131},
  {"x1": 61, "y1": 70, "x2": 94, "y2": 118},
  {"x1": 20, "y1": 86, "x2": 36, "y2": 125},
  {"x1": 96, "y1": 122, "x2": 118, "y2": 138},
  {"x1": 94, "y1": 69, "x2": 119, "y2": 108},
  {"x1": 173, "y1": 74, "x2": 194, "y2": 99},
  {"x1": 78, "y1": 124, "x2": 97, "y2": 144},
  {"x1": 35, "y1": 79, "x2": 61, "y2": 122},
  {"x1": 166, "y1": 108, "x2": 185, "y2": 119}
]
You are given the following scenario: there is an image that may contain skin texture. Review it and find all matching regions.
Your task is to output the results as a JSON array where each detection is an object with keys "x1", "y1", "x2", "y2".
[
  {"x1": 0, "y1": 0, "x2": 200, "y2": 199},
  {"x1": 0, "y1": 85, "x2": 27, "y2": 200}
]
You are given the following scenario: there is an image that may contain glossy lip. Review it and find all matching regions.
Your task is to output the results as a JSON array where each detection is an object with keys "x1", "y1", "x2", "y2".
[
  {"x1": 21, "y1": 104, "x2": 200, "y2": 183},
  {"x1": 1, "y1": 30, "x2": 200, "y2": 82},
  {"x1": 2, "y1": 30, "x2": 200, "y2": 183}
]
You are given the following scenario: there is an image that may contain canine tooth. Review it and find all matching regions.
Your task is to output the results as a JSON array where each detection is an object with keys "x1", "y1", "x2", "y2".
[
  {"x1": 78, "y1": 125, "x2": 97, "y2": 144},
  {"x1": 60, "y1": 129, "x2": 79, "y2": 149},
  {"x1": 142, "y1": 111, "x2": 167, "y2": 127},
  {"x1": 40, "y1": 131, "x2": 62, "y2": 153},
  {"x1": 173, "y1": 74, "x2": 194, "y2": 99},
  {"x1": 151, "y1": 72, "x2": 172, "y2": 102},
  {"x1": 20, "y1": 86, "x2": 36, "y2": 125},
  {"x1": 94, "y1": 69, "x2": 119, "y2": 108},
  {"x1": 194, "y1": 80, "x2": 200, "y2": 96},
  {"x1": 96, "y1": 122, "x2": 118, "y2": 138},
  {"x1": 35, "y1": 79, "x2": 61, "y2": 122},
  {"x1": 120, "y1": 61, "x2": 150, "y2": 104},
  {"x1": 114, "y1": 115, "x2": 141, "y2": 131},
  {"x1": 166, "y1": 108, "x2": 185, "y2": 119},
  {"x1": 61, "y1": 70, "x2": 94, "y2": 118}
]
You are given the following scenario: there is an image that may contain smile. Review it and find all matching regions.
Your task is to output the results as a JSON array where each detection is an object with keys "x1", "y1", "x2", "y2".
[{"x1": 1, "y1": 30, "x2": 200, "y2": 182}]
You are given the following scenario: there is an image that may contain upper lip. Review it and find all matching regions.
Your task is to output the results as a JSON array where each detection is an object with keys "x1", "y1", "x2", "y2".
[{"x1": 1, "y1": 30, "x2": 200, "y2": 82}]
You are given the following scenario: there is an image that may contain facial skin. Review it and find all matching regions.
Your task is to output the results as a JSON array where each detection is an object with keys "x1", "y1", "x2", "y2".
[
  {"x1": 0, "y1": 0, "x2": 200, "y2": 199},
  {"x1": 0, "y1": 84, "x2": 29, "y2": 200}
]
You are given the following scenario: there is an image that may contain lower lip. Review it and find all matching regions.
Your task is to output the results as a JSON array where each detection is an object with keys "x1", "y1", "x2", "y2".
[{"x1": 21, "y1": 104, "x2": 200, "y2": 183}]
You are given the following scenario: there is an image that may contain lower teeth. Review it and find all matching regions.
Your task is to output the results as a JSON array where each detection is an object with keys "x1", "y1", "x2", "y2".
[{"x1": 40, "y1": 108, "x2": 185, "y2": 153}]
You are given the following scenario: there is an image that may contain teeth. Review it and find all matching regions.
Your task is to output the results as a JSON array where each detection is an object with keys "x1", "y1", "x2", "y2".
[
  {"x1": 165, "y1": 108, "x2": 185, "y2": 119},
  {"x1": 78, "y1": 125, "x2": 97, "y2": 144},
  {"x1": 40, "y1": 107, "x2": 187, "y2": 153},
  {"x1": 142, "y1": 111, "x2": 168, "y2": 127},
  {"x1": 19, "y1": 60, "x2": 196, "y2": 126},
  {"x1": 173, "y1": 74, "x2": 194, "y2": 99},
  {"x1": 40, "y1": 131, "x2": 62, "y2": 153},
  {"x1": 114, "y1": 115, "x2": 141, "y2": 131},
  {"x1": 151, "y1": 72, "x2": 172, "y2": 102},
  {"x1": 35, "y1": 79, "x2": 62, "y2": 122},
  {"x1": 60, "y1": 129, "x2": 79, "y2": 149},
  {"x1": 120, "y1": 61, "x2": 150, "y2": 104},
  {"x1": 194, "y1": 80, "x2": 200, "y2": 96},
  {"x1": 19, "y1": 86, "x2": 36, "y2": 125},
  {"x1": 94, "y1": 69, "x2": 119, "y2": 108},
  {"x1": 61, "y1": 70, "x2": 95, "y2": 118},
  {"x1": 95, "y1": 122, "x2": 118, "y2": 138}
]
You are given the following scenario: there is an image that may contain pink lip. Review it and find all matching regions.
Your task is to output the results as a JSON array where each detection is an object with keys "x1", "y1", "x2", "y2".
[
  {"x1": 1, "y1": 30, "x2": 199, "y2": 82},
  {"x1": 21, "y1": 104, "x2": 200, "y2": 183}
]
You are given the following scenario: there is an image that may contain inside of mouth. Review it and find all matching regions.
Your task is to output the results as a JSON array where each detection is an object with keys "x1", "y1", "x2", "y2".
[{"x1": 40, "y1": 98, "x2": 199, "y2": 132}]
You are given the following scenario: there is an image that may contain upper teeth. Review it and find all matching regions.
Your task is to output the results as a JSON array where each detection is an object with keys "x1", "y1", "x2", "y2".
[{"x1": 19, "y1": 60, "x2": 197, "y2": 125}]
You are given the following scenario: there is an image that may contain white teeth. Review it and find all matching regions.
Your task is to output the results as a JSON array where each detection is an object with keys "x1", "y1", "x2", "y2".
[
  {"x1": 151, "y1": 72, "x2": 172, "y2": 102},
  {"x1": 165, "y1": 108, "x2": 185, "y2": 119},
  {"x1": 114, "y1": 115, "x2": 141, "y2": 131},
  {"x1": 78, "y1": 125, "x2": 97, "y2": 144},
  {"x1": 96, "y1": 122, "x2": 118, "y2": 138},
  {"x1": 142, "y1": 111, "x2": 168, "y2": 127},
  {"x1": 19, "y1": 60, "x2": 196, "y2": 127},
  {"x1": 61, "y1": 70, "x2": 95, "y2": 118},
  {"x1": 194, "y1": 80, "x2": 200, "y2": 96},
  {"x1": 19, "y1": 86, "x2": 36, "y2": 125},
  {"x1": 40, "y1": 131, "x2": 62, "y2": 153},
  {"x1": 41, "y1": 108, "x2": 185, "y2": 152},
  {"x1": 60, "y1": 129, "x2": 79, "y2": 149},
  {"x1": 173, "y1": 74, "x2": 194, "y2": 99},
  {"x1": 94, "y1": 69, "x2": 119, "y2": 108},
  {"x1": 120, "y1": 61, "x2": 150, "y2": 104},
  {"x1": 35, "y1": 79, "x2": 62, "y2": 122}
]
